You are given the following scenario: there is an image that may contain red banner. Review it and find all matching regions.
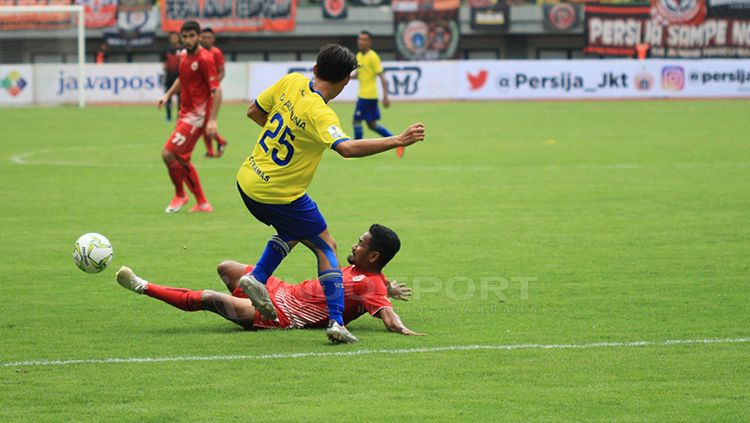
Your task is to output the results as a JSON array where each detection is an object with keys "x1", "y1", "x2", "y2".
[
  {"x1": 77, "y1": 0, "x2": 118, "y2": 28},
  {"x1": 585, "y1": 2, "x2": 750, "y2": 58},
  {"x1": 161, "y1": 0, "x2": 296, "y2": 33},
  {"x1": 0, "y1": 0, "x2": 74, "y2": 30}
]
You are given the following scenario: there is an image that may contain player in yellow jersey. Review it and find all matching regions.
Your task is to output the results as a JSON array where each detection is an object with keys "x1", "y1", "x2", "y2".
[
  {"x1": 352, "y1": 31, "x2": 402, "y2": 157},
  {"x1": 236, "y1": 44, "x2": 425, "y2": 344}
]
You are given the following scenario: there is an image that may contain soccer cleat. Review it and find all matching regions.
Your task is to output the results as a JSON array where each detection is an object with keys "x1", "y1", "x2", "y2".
[
  {"x1": 216, "y1": 140, "x2": 228, "y2": 158},
  {"x1": 204, "y1": 152, "x2": 215, "y2": 158},
  {"x1": 396, "y1": 146, "x2": 405, "y2": 158},
  {"x1": 325, "y1": 320, "x2": 359, "y2": 344},
  {"x1": 239, "y1": 274, "x2": 278, "y2": 320},
  {"x1": 115, "y1": 266, "x2": 148, "y2": 294},
  {"x1": 165, "y1": 194, "x2": 189, "y2": 213},
  {"x1": 189, "y1": 202, "x2": 213, "y2": 213}
]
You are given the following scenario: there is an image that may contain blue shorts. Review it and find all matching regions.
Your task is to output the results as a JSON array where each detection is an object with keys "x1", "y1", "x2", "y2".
[
  {"x1": 354, "y1": 98, "x2": 381, "y2": 122},
  {"x1": 237, "y1": 184, "x2": 328, "y2": 242}
]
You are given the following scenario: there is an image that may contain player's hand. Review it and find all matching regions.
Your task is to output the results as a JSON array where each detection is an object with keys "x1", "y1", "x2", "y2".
[
  {"x1": 205, "y1": 119, "x2": 217, "y2": 138},
  {"x1": 387, "y1": 280, "x2": 412, "y2": 301},
  {"x1": 382, "y1": 96, "x2": 390, "y2": 108},
  {"x1": 401, "y1": 327, "x2": 425, "y2": 336},
  {"x1": 157, "y1": 95, "x2": 169, "y2": 109},
  {"x1": 397, "y1": 122, "x2": 425, "y2": 147}
]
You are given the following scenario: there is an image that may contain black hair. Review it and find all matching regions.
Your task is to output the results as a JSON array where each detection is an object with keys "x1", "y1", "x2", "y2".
[
  {"x1": 315, "y1": 44, "x2": 357, "y2": 84},
  {"x1": 368, "y1": 224, "x2": 401, "y2": 268},
  {"x1": 360, "y1": 30, "x2": 373, "y2": 39},
  {"x1": 201, "y1": 27, "x2": 214, "y2": 34},
  {"x1": 181, "y1": 20, "x2": 201, "y2": 34}
]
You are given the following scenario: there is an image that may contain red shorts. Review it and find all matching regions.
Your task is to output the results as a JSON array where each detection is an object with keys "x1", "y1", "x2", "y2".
[
  {"x1": 231, "y1": 266, "x2": 289, "y2": 329},
  {"x1": 164, "y1": 120, "x2": 203, "y2": 160}
]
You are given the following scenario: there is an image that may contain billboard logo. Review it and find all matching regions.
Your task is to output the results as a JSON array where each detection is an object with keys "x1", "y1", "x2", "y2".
[
  {"x1": 383, "y1": 66, "x2": 422, "y2": 96},
  {"x1": 467, "y1": 70, "x2": 488, "y2": 90},
  {"x1": 661, "y1": 66, "x2": 685, "y2": 91},
  {"x1": 653, "y1": 0, "x2": 706, "y2": 25},
  {"x1": 2, "y1": 71, "x2": 28, "y2": 97},
  {"x1": 546, "y1": 3, "x2": 578, "y2": 31},
  {"x1": 634, "y1": 70, "x2": 654, "y2": 91}
]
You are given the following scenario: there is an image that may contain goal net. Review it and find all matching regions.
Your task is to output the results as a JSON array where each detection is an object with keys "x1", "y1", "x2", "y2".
[{"x1": 0, "y1": 2, "x2": 85, "y2": 107}]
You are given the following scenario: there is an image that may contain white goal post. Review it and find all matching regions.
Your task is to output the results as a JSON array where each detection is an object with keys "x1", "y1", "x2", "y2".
[{"x1": 0, "y1": 5, "x2": 85, "y2": 107}]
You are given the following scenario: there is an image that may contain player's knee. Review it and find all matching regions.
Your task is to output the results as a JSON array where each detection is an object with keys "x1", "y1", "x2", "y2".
[
  {"x1": 161, "y1": 149, "x2": 176, "y2": 163},
  {"x1": 366, "y1": 121, "x2": 378, "y2": 130},
  {"x1": 217, "y1": 260, "x2": 241, "y2": 287},
  {"x1": 216, "y1": 260, "x2": 233, "y2": 277}
]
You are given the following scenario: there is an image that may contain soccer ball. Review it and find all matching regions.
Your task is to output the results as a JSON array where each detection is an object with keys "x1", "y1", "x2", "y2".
[{"x1": 73, "y1": 233, "x2": 113, "y2": 274}]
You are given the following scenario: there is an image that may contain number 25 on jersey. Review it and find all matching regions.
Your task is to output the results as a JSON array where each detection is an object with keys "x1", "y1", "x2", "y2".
[{"x1": 258, "y1": 113, "x2": 295, "y2": 166}]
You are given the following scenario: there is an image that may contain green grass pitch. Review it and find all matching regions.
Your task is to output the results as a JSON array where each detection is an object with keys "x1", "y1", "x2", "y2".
[{"x1": 1, "y1": 100, "x2": 749, "y2": 421}]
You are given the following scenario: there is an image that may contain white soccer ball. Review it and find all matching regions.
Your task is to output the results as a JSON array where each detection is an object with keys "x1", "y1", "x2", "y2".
[{"x1": 73, "y1": 233, "x2": 113, "y2": 274}]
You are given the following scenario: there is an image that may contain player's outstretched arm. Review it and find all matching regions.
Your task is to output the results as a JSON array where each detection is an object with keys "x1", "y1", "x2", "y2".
[
  {"x1": 158, "y1": 78, "x2": 181, "y2": 109},
  {"x1": 377, "y1": 307, "x2": 425, "y2": 336},
  {"x1": 247, "y1": 100, "x2": 269, "y2": 127},
  {"x1": 335, "y1": 122, "x2": 425, "y2": 158}
]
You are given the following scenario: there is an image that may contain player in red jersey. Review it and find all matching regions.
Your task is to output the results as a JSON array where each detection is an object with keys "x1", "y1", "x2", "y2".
[
  {"x1": 114, "y1": 224, "x2": 424, "y2": 339},
  {"x1": 158, "y1": 21, "x2": 222, "y2": 213},
  {"x1": 199, "y1": 27, "x2": 229, "y2": 158}
]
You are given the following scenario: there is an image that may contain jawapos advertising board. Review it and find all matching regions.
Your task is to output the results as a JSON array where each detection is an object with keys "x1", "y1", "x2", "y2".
[
  {"x1": 35, "y1": 64, "x2": 163, "y2": 104},
  {"x1": 1, "y1": 65, "x2": 33, "y2": 105},
  {"x1": 6, "y1": 60, "x2": 750, "y2": 105},
  {"x1": 247, "y1": 61, "x2": 457, "y2": 101},
  {"x1": 459, "y1": 60, "x2": 750, "y2": 99}
]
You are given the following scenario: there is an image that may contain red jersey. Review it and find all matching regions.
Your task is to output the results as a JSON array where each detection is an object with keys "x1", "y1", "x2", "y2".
[
  {"x1": 234, "y1": 265, "x2": 393, "y2": 329},
  {"x1": 163, "y1": 46, "x2": 180, "y2": 75},
  {"x1": 177, "y1": 47, "x2": 219, "y2": 127},
  {"x1": 208, "y1": 46, "x2": 225, "y2": 73}
]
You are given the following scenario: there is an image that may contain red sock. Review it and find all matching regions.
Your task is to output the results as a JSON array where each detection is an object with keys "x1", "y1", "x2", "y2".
[
  {"x1": 203, "y1": 135, "x2": 214, "y2": 155},
  {"x1": 145, "y1": 283, "x2": 204, "y2": 311},
  {"x1": 166, "y1": 161, "x2": 185, "y2": 197},
  {"x1": 215, "y1": 133, "x2": 227, "y2": 146},
  {"x1": 181, "y1": 160, "x2": 207, "y2": 204}
]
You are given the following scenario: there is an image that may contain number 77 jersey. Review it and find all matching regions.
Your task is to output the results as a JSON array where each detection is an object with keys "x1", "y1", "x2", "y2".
[{"x1": 237, "y1": 73, "x2": 351, "y2": 205}]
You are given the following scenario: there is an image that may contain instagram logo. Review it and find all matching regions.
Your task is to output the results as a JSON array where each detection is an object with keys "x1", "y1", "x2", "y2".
[{"x1": 661, "y1": 66, "x2": 685, "y2": 91}]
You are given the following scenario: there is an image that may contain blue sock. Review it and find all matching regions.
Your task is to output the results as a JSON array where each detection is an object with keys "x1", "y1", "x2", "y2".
[
  {"x1": 375, "y1": 125, "x2": 393, "y2": 137},
  {"x1": 250, "y1": 235, "x2": 289, "y2": 284},
  {"x1": 319, "y1": 270, "x2": 344, "y2": 325},
  {"x1": 354, "y1": 124, "x2": 363, "y2": 140},
  {"x1": 308, "y1": 235, "x2": 344, "y2": 325}
]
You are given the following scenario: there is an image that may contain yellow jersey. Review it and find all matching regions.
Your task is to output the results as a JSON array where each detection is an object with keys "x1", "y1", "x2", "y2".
[
  {"x1": 237, "y1": 73, "x2": 350, "y2": 204},
  {"x1": 356, "y1": 50, "x2": 383, "y2": 100}
]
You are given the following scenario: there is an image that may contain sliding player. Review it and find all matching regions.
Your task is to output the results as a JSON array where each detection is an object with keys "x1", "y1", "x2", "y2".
[
  {"x1": 199, "y1": 27, "x2": 229, "y2": 158},
  {"x1": 158, "y1": 21, "x2": 222, "y2": 213},
  {"x1": 237, "y1": 44, "x2": 425, "y2": 343},
  {"x1": 352, "y1": 31, "x2": 402, "y2": 157},
  {"x1": 115, "y1": 225, "x2": 424, "y2": 338}
]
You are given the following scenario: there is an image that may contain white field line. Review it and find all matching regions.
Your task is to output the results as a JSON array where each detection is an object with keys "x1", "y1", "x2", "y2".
[
  {"x1": 10, "y1": 148, "x2": 750, "y2": 171},
  {"x1": 2, "y1": 337, "x2": 747, "y2": 368}
]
